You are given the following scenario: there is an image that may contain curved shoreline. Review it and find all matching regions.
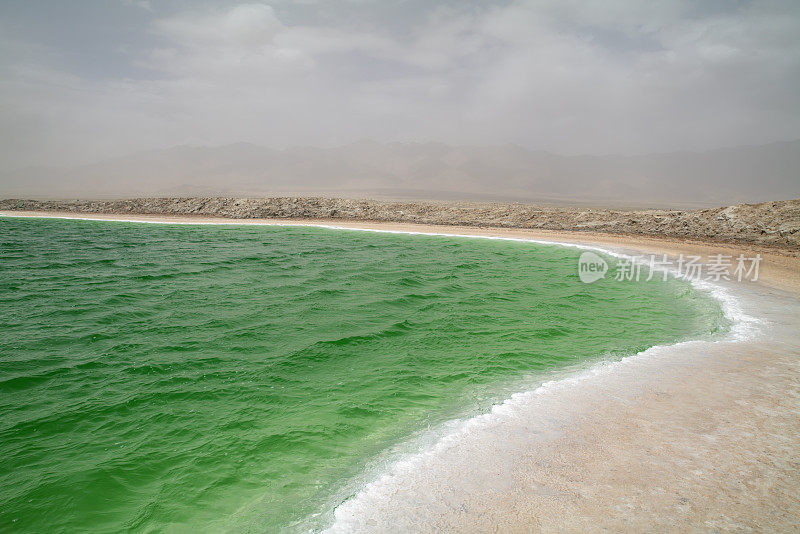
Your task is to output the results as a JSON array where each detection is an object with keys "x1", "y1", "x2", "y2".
[
  {"x1": 310, "y1": 228, "x2": 761, "y2": 532},
  {"x1": 3, "y1": 211, "x2": 799, "y2": 530}
]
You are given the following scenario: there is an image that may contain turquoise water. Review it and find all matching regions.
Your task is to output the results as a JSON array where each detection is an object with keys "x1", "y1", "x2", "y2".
[{"x1": 0, "y1": 218, "x2": 725, "y2": 532}]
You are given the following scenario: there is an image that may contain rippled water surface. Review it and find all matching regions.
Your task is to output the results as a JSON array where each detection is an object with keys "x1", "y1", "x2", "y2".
[{"x1": 0, "y1": 218, "x2": 724, "y2": 531}]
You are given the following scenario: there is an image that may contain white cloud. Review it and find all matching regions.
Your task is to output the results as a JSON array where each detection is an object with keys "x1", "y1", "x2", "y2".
[{"x1": 153, "y1": 4, "x2": 283, "y2": 49}]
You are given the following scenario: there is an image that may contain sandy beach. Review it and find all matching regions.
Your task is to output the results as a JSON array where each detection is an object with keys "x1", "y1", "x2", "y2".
[{"x1": 3, "y1": 210, "x2": 799, "y2": 531}]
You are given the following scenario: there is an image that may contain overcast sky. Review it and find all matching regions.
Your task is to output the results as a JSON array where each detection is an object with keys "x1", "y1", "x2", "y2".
[{"x1": 2, "y1": 0, "x2": 800, "y2": 170}]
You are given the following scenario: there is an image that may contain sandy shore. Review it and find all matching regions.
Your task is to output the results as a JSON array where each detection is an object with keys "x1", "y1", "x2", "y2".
[{"x1": 3, "y1": 210, "x2": 800, "y2": 531}]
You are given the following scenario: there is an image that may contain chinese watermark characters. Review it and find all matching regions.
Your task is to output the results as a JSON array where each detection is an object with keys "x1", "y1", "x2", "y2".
[{"x1": 578, "y1": 251, "x2": 761, "y2": 284}]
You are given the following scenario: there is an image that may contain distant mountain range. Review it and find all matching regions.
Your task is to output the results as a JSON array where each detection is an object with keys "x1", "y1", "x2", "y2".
[{"x1": 3, "y1": 140, "x2": 799, "y2": 207}]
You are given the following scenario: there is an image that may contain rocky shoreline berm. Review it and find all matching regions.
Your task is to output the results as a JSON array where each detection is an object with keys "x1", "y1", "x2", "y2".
[{"x1": 1, "y1": 197, "x2": 798, "y2": 252}]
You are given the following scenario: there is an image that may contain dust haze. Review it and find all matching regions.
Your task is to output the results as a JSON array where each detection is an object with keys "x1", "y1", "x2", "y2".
[{"x1": 2, "y1": 1, "x2": 799, "y2": 205}]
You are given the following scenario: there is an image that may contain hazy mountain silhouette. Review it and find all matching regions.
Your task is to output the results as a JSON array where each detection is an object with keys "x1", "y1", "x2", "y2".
[{"x1": 3, "y1": 140, "x2": 799, "y2": 207}]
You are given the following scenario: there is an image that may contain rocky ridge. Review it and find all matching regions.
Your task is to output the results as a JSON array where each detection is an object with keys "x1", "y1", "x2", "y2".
[{"x1": 1, "y1": 197, "x2": 798, "y2": 252}]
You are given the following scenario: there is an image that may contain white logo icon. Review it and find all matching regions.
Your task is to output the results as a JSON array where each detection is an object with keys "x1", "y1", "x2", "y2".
[{"x1": 578, "y1": 251, "x2": 608, "y2": 283}]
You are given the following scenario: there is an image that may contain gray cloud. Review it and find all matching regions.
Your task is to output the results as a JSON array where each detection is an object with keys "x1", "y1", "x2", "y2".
[{"x1": 1, "y1": 0, "x2": 800, "y2": 171}]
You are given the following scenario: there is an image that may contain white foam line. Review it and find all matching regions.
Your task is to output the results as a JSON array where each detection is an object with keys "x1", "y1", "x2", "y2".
[{"x1": 2, "y1": 211, "x2": 763, "y2": 529}]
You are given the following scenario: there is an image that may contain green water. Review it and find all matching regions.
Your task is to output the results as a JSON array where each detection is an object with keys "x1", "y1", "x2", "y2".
[{"x1": 0, "y1": 218, "x2": 724, "y2": 532}]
